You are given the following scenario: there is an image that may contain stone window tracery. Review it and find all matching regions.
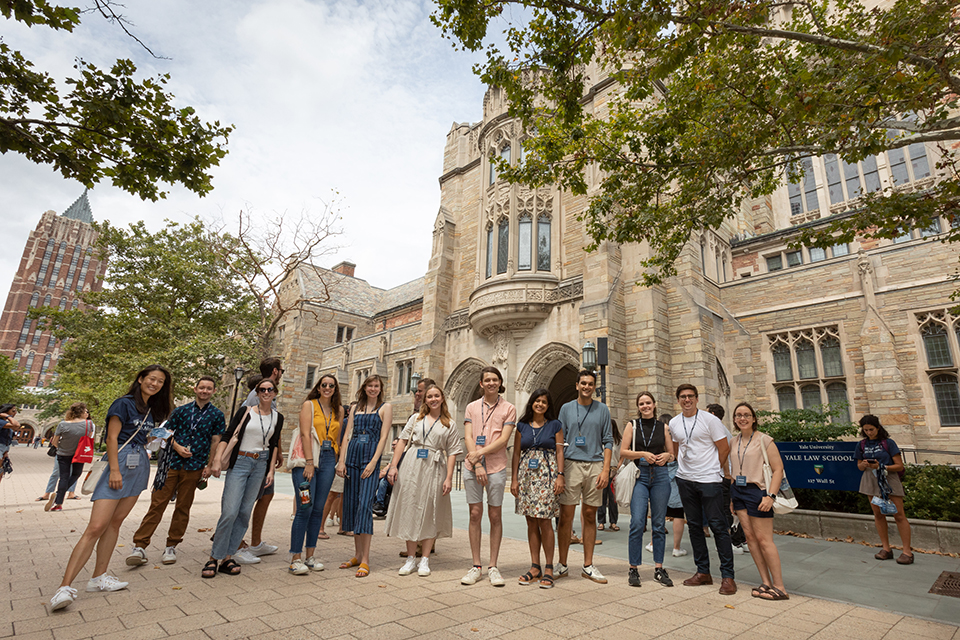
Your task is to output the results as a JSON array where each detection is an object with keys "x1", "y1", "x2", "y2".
[
  {"x1": 916, "y1": 311, "x2": 960, "y2": 426},
  {"x1": 769, "y1": 326, "x2": 847, "y2": 412}
]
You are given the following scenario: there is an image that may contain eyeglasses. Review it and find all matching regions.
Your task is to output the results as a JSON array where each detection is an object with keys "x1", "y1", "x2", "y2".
[
  {"x1": 257, "y1": 387, "x2": 277, "y2": 394},
  {"x1": 678, "y1": 394, "x2": 697, "y2": 400},
  {"x1": 320, "y1": 383, "x2": 336, "y2": 389},
  {"x1": 734, "y1": 414, "x2": 753, "y2": 420}
]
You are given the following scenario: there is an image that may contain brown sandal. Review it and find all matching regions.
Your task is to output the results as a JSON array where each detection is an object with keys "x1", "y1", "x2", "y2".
[{"x1": 875, "y1": 548, "x2": 894, "y2": 560}]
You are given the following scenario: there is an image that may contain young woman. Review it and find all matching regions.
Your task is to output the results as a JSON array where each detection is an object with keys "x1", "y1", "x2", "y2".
[
  {"x1": 597, "y1": 419, "x2": 622, "y2": 532},
  {"x1": 288, "y1": 374, "x2": 343, "y2": 575},
  {"x1": 49, "y1": 365, "x2": 173, "y2": 611},
  {"x1": 509, "y1": 388, "x2": 564, "y2": 588},
  {"x1": 386, "y1": 384, "x2": 463, "y2": 577},
  {"x1": 336, "y1": 375, "x2": 392, "y2": 577},
  {"x1": 204, "y1": 378, "x2": 283, "y2": 578},
  {"x1": 621, "y1": 392, "x2": 676, "y2": 588},
  {"x1": 729, "y1": 402, "x2": 789, "y2": 600},
  {"x1": 46, "y1": 403, "x2": 93, "y2": 512},
  {"x1": 855, "y1": 414, "x2": 913, "y2": 564},
  {"x1": 0, "y1": 405, "x2": 20, "y2": 486}
]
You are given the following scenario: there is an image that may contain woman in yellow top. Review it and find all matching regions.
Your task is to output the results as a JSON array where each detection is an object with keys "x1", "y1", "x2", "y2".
[{"x1": 287, "y1": 374, "x2": 343, "y2": 575}]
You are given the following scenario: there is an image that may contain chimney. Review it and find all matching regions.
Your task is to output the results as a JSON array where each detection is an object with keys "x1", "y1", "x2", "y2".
[{"x1": 332, "y1": 261, "x2": 356, "y2": 277}]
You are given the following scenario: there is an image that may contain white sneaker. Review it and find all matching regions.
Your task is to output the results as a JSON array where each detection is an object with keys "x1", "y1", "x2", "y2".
[
  {"x1": 488, "y1": 566, "x2": 505, "y2": 587},
  {"x1": 50, "y1": 586, "x2": 77, "y2": 610},
  {"x1": 162, "y1": 546, "x2": 177, "y2": 564},
  {"x1": 247, "y1": 542, "x2": 278, "y2": 556},
  {"x1": 645, "y1": 542, "x2": 653, "y2": 553},
  {"x1": 289, "y1": 559, "x2": 309, "y2": 575},
  {"x1": 125, "y1": 546, "x2": 148, "y2": 566},
  {"x1": 86, "y1": 574, "x2": 128, "y2": 592},
  {"x1": 742, "y1": 543, "x2": 750, "y2": 553},
  {"x1": 305, "y1": 557, "x2": 324, "y2": 572},
  {"x1": 418, "y1": 557, "x2": 431, "y2": 577},
  {"x1": 234, "y1": 548, "x2": 261, "y2": 564},
  {"x1": 555, "y1": 562, "x2": 569, "y2": 579},
  {"x1": 399, "y1": 557, "x2": 417, "y2": 576},
  {"x1": 732, "y1": 544, "x2": 745, "y2": 555},
  {"x1": 672, "y1": 548, "x2": 688, "y2": 557},
  {"x1": 581, "y1": 564, "x2": 608, "y2": 584},
  {"x1": 461, "y1": 566, "x2": 482, "y2": 585}
]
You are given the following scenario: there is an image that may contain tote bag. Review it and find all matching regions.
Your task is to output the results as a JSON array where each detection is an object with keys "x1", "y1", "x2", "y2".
[{"x1": 72, "y1": 420, "x2": 96, "y2": 465}]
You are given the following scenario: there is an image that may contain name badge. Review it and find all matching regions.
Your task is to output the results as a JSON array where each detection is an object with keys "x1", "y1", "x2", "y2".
[
  {"x1": 574, "y1": 436, "x2": 586, "y2": 447},
  {"x1": 475, "y1": 435, "x2": 486, "y2": 446},
  {"x1": 417, "y1": 448, "x2": 429, "y2": 459},
  {"x1": 321, "y1": 440, "x2": 333, "y2": 451},
  {"x1": 527, "y1": 458, "x2": 540, "y2": 470},
  {"x1": 125, "y1": 452, "x2": 140, "y2": 468},
  {"x1": 735, "y1": 475, "x2": 747, "y2": 487},
  {"x1": 357, "y1": 434, "x2": 369, "y2": 444}
]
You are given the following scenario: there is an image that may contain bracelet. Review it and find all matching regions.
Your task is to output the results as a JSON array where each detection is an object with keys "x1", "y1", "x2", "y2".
[
  {"x1": 557, "y1": 471, "x2": 565, "y2": 476},
  {"x1": 305, "y1": 461, "x2": 314, "y2": 466}
]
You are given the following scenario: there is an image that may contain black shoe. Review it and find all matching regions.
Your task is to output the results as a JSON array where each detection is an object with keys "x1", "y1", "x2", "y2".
[
  {"x1": 628, "y1": 567, "x2": 641, "y2": 587},
  {"x1": 654, "y1": 567, "x2": 673, "y2": 587}
]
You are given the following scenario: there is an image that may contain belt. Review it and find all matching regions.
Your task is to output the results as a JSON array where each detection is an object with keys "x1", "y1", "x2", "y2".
[{"x1": 238, "y1": 451, "x2": 265, "y2": 459}]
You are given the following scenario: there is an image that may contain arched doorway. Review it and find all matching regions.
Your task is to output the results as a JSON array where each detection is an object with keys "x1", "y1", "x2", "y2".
[
  {"x1": 445, "y1": 357, "x2": 486, "y2": 439},
  {"x1": 515, "y1": 342, "x2": 581, "y2": 411},
  {"x1": 548, "y1": 364, "x2": 579, "y2": 410}
]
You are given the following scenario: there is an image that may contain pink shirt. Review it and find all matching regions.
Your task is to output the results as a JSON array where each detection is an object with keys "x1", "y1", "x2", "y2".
[{"x1": 463, "y1": 397, "x2": 516, "y2": 474}]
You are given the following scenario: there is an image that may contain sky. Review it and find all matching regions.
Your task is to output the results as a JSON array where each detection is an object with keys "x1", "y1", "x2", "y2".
[{"x1": 0, "y1": 0, "x2": 496, "y2": 303}]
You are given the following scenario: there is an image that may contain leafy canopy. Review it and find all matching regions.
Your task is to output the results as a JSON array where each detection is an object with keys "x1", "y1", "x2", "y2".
[
  {"x1": 1, "y1": 0, "x2": 232, "y2": 201},
  {"x1": 0, "y1": 354, "x2": 31, "y2": 405},
  {"x1": 432, "y1": 0, "x2": 960, "y2": 284}
]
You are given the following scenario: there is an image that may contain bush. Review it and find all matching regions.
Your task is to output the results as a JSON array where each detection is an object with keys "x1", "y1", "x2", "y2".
[{"x1": 756, "y1": 404, "x2": 858, "y2": 443}]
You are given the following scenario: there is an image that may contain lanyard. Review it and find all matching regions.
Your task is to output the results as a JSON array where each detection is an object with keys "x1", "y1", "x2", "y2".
[
  {"x1": 256, "y1": 409, "x2": 272, "y2": 450},
  {"x1": 736, "y1": 432, "x2": 755, "y2": 473},
  {"x1": 680, "y1": 412, "x2": 698, "y2": 444},
  {"x1": 574, "y1": 401, "x2": 594, "y2": 440},
  {"x1": 530, "y1": 421, "x2": 546, "y2": 449},
  {"x1": 636, "y1": 418, "x2": 656, "y2": 451},
  {"x1": 480, "y1": 397, "x2": 501, "y2": 437},
  {"x1": 190, "y1": 402, "x2": 207, "y2": 432},
  {"x1": 422, "y1": 416, "x2": 441, "y2": 443},
  {"x1": 315, "y1": 400, "x2": 334, "y2": 441}
]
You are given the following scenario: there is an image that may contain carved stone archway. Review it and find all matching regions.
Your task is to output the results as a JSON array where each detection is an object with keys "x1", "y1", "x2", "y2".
[
  {"x1": 445, "y1": 357, "x2": 487, "y2": 437},
  {"x1": 516, "y1": 342, "x2": 581, "y2": 394}
]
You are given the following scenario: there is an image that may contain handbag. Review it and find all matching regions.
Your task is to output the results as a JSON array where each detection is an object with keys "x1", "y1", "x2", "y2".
[
  {"x1": 219, "y1": 407, "x2": 251, "y2": 469},
  {"x1": 81, "y1": 410, "x2": 149, "y2": 495},
  {"x1": 759, "y1": 433, "x2": 799, "y2": 514},
  {"x1": 152, "y1": 439, "x2": 173, "y2": 491},
  {"x1": 287, "y1": 429, "x2": 307, "y2": 469},
  {"x1": 730, "y1": 515, "x2": 747, "y2": 547},
  {"x1": 72, "y1": 420, "x2": 95, "y2": 465},
  {"x1": 614, "y1": 420, "x2": 642, "y2": 509},
  {"x1": 47, "y1": 443, "x2": 58, "y2": 457}
]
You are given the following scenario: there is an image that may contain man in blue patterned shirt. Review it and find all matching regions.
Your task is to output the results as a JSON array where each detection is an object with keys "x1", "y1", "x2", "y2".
[{"x1": 127, "y1": 377, "x2": 225, "y2": 567}]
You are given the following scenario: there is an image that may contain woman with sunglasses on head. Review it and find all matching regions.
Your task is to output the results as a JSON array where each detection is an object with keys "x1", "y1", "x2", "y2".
[
  {"x1": 287, "y1": 374, "x2": 343, "y2": 575},
  {"x1": 203, "y1": 379, "x2": 283, "y2": 578},
  {"x1": 49, "y1": 365, "x2": 173, "y2": 611},
  {"x1": 336, "y1": 374, "x2": 392, "y2": 577}
]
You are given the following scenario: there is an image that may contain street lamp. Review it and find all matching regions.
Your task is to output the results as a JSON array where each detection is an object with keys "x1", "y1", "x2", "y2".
[
  {"x1": 229, "y1": 366, "x2": 245, "y2": 425},
  {"x1": 582, "y1": 340, "x2": 597, "y2": 371},
  {"x1": 581, "y1": 338, "x2": 608, "y2": 403},
  {"x1": 411, "y1": 371, "x2": 422, "y2": 388}
]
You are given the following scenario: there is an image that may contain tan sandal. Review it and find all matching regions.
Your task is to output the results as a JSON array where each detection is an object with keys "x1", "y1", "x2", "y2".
[
  {"x1": 339, "y1": 557, "x2": 360, "y2": 569},
  {"x1": 356, "y1": 563, "x2": 370, "y2": 577}
]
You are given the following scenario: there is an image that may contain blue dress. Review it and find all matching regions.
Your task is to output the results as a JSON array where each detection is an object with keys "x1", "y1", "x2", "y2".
[{"x1": 342, "y1": 405, "x2": 384, "y2": 535}]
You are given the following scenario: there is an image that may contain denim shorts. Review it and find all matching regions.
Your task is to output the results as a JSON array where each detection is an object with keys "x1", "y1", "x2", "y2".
[{"x1": 731, "y1": 483, "x2": 774, "y2": 519}]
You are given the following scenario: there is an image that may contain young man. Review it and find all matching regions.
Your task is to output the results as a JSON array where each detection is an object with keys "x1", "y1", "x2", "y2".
[
  {"x1": 706, "y1": 402, "x2": 742, "y2": 555},
  {"x1": 461, "y1": 367, "x2": 516, "y2": 586},
  {"x1": 670, "y1": 384, "x2": 736, "y2": 595},
  {"x1": 557, "y1": 370, "x2": 613, "y2": 584},
  {"x1": 127, "y1": 377, "x2": 225, "y2": 566}
]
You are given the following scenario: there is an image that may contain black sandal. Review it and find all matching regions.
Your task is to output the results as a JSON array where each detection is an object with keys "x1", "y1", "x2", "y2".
[
  {"x1": 218, "y1": 558, "x2": 241, "y2": 575},
  {"x1": 202, "y1": 559, "x2": 218, "y2": 579},
  {"x1": 519, "y1": 563, "x2": 542, "y2": 585},
  {"x1": 759, "y1": 586, "x2": 790, "y2": 601},
  {"x1": 751, "y1": 584, "x2": 771, "y2": 598},
  {"x1": 540, "y1": 564, "x2": 555, "y2": 589}
]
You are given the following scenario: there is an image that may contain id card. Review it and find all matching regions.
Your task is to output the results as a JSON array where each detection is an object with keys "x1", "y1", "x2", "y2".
[
  {"x1": 417, "y1": 448, "x2": 429, "y2": 459},
  {"x1": 125, "y1": 452, "x2": 140, "y2": 468},
  {"x1": 735, "y1": 475, "x2": 746, "y2": 487},
  {"x1": 357, "y1": 434, "x2": 369, "y2": 444},
  {"x1": 574, "y1": 436, "x2": 586, "y2": 447},
  {"x1": 527, "y1": 458, "x2": 540, "y2": 470},
  {"x1": 321, "y1": 440, "x2": 333, "y2": 451},
  {"x1": 475, "y1": 435, "x2": 486, "y2": 446}
]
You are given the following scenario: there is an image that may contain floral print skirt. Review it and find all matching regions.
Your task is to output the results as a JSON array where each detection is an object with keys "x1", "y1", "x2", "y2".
[{"x1": 515, "y1": 449, "x2": 560, "y2": 519}]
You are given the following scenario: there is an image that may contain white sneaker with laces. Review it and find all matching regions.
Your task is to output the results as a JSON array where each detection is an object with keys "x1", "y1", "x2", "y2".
[
  {"x1": 50, "y1": 586, "x2": 77, "y2": 610},
  {"x1": 488, "y1": 566, "x2": 505, "y2": 587},
  {"x1": 461, "y1": 566, "x2": 482, "y2": 585},
  {"x1": 125, "y1": 546, "x2": 148, "y2": 566},
  {"x1": 234, "y1": 548, "x2": 261, "y2": 564},
  {"x1": 289, "y1": 559, "x2": 309, "y2": 575},
  {"x1": 399, "y1": 557, "x2": 417, "y2": 576},
  {"x1": 581, "y1": 564, "x2": 608, "y2": 584},
  {"x1": 555, "y1": 562, "x2": 569, "y2": 579},
  {"x1": 305, "y1": 557, "x2": 324, "y2": 571},
  {"x1": 672, "y1": 548, "x2": 688, "y2": 557},
  {"x1": 248, "y1": 542, "x2": 278, "y2": 556},
  {"x1": 418, "y1": 557, "x2": 431, "y2": 577},
  {"x1": 87, "y1": 574, "x2": 128, "y2": 592},
  {"x1": 645, "y1": 542, "x2": 653, "y2": 553},
  {"x1": 162, "y1": 546, "x2": 177, "y2": 564}
]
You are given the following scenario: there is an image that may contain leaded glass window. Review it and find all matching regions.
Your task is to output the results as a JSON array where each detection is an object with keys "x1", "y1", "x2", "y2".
[
  {"x1": 772, "y1": 343, "x2": 792, "y2": 382},
  {"x1": 518, "y1": 216, "x2": 532, "y2": 271},
  {"x1": 777, "y1": 387, "x2": 797, "y2": 411},
  {"x1": 537, "y1": 217, "x2": 551, "y2": 271},
  {"x1": 932, "y1": 374, "x2": 960, "y2": 426},
  {"x1": 922, "y1": 323, "x2": 953, "y2": 368},
  {"x1": 821, "y1": 337, "x2": 843, "y2": 377},
  {"x1": 801, "y1": 384, "x2": 821, "y2": 409},
  {"x1": 497, "y1": 219, "x2": 508, "y2": 275},
  {"x1": 486, "y1": 226, "x2": 493, "y2": 279},
  {"x1": 796, "y1": 339, "x2": 818, "y2": 379}
]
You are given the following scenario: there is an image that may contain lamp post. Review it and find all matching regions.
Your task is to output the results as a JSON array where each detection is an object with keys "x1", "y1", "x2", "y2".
[
  {"x1": 229, "y1": 366, "x2": 245, "y2": 425},
  {"x1": 582, "y1": 338, "x2": 608, "y2": 403}
]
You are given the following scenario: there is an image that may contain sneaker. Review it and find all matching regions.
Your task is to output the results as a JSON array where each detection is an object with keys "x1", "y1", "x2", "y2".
[
  {"x1": 555, "y1": 562, "x2": 569, "y2": 579},
  {"x1": 645, "y1": 542, "x2": 653, "y2": 553},
  {"x1": 86, "y1": 574, "x2": 128, "y2": 592},
  {"x1": 50, "y1": 505, "x2": 63, "y2": 512},
  {"x1": 672, "y1": 548, "x2": 688, "y2": 557},
  {"x1": 125, "y1": 546, "x2": 148, "y2": 566},
  {"x1": 732, "y1": 544, "x2": 745, "y2": 555},
  {"x1": 162, "y1": 547, "x2": 177, "y2": 565},
  {"x1": 654, "y1": 567, "x2": 674, "y2": 587},
  {"x1": 628, "y1": 567, "x2": 641, "y2": 587},
  {"x1": 418, "y1": 557, "x2": 431, "y2": 577},
  {"x1": 234, "y1": 548, "x2": 261, "y2": 564},
  {"x1": 581, "y1": 564, "x2": 608, "y2": 584},
  {"x1": 44, "y1": 495, "x2": 56, "y2": 512},
  {"x1": 488, "y1": 566, "x2": 505, "y2": 587},
  {"x1": 461, "y1": 566, "x2": 482, "y2": 585},
  {"x1": 248, "y1": 542, "x2": 278, "y2": 556},
  {"x1": 49, "y1": 586, "x2": 77, "y2": 611},
  {"x1": 289, "y1": 559, "x2": 309, "y2": 575},
  {"x1": 304, "y1": 557, "x2": 324, "y2": 572},
  {"x1": 399, "y1": 557, "x2": 417, "y2": 576}
]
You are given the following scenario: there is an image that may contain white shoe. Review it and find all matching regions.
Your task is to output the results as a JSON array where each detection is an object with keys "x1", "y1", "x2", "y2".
[
  {"x1": 234, "y1": 548, "x2": 261, "y2": 564},
  {"x1": 672, "y1": 548, "x2": 688, "y2": 557},
  {"x1": 305, "y1": 557, "x2": 324, "y2": 572},
  {"x1": 645, "y1": 542, "x2": 653, "y2": 553},
  {"x1": 86, "y1": 574, "x2": 128, "y2": 592},
  {"x1": 555, "y1": 562, "x2": 568, "y2": 579},
  {"x1": 488, "y1": 566, "x2": 505, "y2": 587},
  {"x1": 461, "y1": 566, "x2": 482, "y2": 585},
  {"x1": 732, "y1": 544, "x2": 745, "y2": 555},
  {"x1": 248, "y1": 542, "x2": 278, "y2": 556},
  {"x1": 162, "y1": 547, "x2": 177, "y2": 564},
  {"x1": 418, "y1": 557, "x2": 431, "y2": 577},
  {"x1": 289, "y1": 559, "x2": 309, "y2": 575},
  {"x1": 581, "y1": 564, "x2": 608, "y2": 584},
  {"x1": 399, "y1": 557, "x2": 417, "y2": 576},
  {"x1": 742, "y1": 543, "x2": 750, "y2": 553},
  {"x1": 125, "y1": 546, "x2": 148, "y2": 566},
  {"x1": 50, "y1": 586, "x2": 77, "y2": 610}
]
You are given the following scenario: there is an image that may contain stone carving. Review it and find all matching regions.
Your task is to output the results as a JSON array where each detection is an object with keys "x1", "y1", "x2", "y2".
[
  {"x1": 379, "y1": 335, "x2": 388, "y2": 361},
  {"x1": 442, "y1": 309, "x2": 471, "y2": 332},
  {"x1": 492, "y1": 331, "x2": 509, "y2": 368},
  {"x1": 340, "y1": 344, "x2": 350, "y2": 369},
  {"x1": 857, "y1": 249, "x2": 873, "y2": 278},
  {"x1": 516, "y1": 342, "x2": 581, "y2": 392}
]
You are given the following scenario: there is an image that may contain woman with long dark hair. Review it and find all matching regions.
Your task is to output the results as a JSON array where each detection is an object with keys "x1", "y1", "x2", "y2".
[
  {"x1": 49, "y1": 365, "x2": 173, "y2": 610},
  {"x1": 45, "y1": 403, "x2": 93, "y2": 512}
]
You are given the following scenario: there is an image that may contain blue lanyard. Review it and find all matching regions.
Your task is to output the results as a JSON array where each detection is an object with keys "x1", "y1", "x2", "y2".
[
  {"x1": 480, "y1": 397, "x2": 501, "y2": 436},
  {"x1": 680, "y1": 413, "x2": 698, "y2": 443},
  {"x1": 575, "y1": 401, "x2": 594, "y2": 440},
  {"x1": 422, "y1": 416, "x2": 441, "y2": 443},
  {"x1": 636, "y1": 418, "x2": 656, "y2": 451},
  {"x1": 736, "y1": 432, "x2": 754, "y2": 472}
]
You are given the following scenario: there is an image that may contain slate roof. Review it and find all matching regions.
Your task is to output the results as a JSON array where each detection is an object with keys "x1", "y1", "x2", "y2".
[
  {"x1": 298, "y1": 265, "x2": 423, "y2": 318},
  {"x1": 61, "y1": 189, "x2": 94, "y2": 224}
]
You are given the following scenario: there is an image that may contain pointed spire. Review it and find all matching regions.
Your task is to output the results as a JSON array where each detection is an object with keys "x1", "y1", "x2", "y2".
[{"x1": 61, "y1": 189, "x2": 93, "y2": 224}]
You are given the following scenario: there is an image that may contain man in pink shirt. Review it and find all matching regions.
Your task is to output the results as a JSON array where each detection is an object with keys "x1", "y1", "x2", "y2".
[{"x1": 461, "y1": 366, "x2": 516, "y2": 587}]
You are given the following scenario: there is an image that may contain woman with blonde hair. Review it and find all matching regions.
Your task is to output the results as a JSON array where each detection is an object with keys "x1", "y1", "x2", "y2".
[{"x1": 45, "y1": 403, "x2": 94, "y2": 512}]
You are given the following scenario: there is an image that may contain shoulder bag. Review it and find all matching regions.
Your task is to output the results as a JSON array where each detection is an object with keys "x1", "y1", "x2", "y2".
[
  {"x1": 81, "y1": 410, "x2": 149, "y2": 495},
  {"x1": 759, "y1": 433, "x2": 799, "y2": 515},
  {"x1": 614, "y1": 420, "x2": 641, "y2": 509},
  {"x1": 72, "y1": 420, "x2": 96, "y2": 465},
  {"x1": 220, "y1": 406, "x2": 252, "y2": 469}
]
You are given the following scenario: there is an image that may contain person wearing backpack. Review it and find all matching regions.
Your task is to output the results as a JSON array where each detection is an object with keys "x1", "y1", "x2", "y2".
[{"x1": 854, "y1": 414, "x2": 913, "y2": 565}]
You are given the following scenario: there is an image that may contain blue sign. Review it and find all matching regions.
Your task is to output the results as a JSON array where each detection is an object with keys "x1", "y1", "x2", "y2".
[{"x1": 776, "y1": 441, "x2": 860, "y2": 492}]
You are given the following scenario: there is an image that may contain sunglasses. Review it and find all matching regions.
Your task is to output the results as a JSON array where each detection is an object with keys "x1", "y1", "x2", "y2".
[
  {"x1": 257, "y1": 387, "x2": 277, "y2": 394},
  {"x1": 320, "y1": 383, "x2": 336, "y2": 389}
]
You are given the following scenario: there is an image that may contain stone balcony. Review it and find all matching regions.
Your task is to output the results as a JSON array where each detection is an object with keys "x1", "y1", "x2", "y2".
[{"x1": 467, "y1": 273, "x2": 560, "y2": 338}]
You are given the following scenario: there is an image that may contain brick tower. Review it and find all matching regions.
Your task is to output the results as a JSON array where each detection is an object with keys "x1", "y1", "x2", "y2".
[{"x1": 0, "y1": 190, "x2": 106, "y2": 387}]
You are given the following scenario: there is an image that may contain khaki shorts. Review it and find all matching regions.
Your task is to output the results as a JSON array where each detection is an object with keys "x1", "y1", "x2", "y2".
[
  {"x1": 464, "y1": 468, "x2": 507, "y2": 507},
  {"x1": 560, "y1": 460, "x2": 604, "y2": 507}
]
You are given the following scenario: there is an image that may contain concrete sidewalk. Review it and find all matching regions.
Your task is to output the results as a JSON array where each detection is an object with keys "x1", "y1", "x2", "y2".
[{"x1": 2, "y1": 445, "x2": 958, "y2": 639}]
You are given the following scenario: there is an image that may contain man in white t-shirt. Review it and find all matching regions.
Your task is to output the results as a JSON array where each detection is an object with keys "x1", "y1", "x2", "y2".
[{"x1": 669, "y1": 384, "x2": 736, "y2": 595}]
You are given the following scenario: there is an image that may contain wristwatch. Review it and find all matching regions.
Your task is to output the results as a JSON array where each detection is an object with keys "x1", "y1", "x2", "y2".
[
  {"x1": 766, "y1": 493, "x2": 777, "y2": 499},
  {"x1": 557, "y1": 471, "x2": 565, "y2": 476}
]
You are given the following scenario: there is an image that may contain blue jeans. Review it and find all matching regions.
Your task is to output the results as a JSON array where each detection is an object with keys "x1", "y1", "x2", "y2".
[
  {"x1": 374, "y1": 476, "x2": 391, "y2": 506},
  {"x1": 212, "y1": 454, "x2": 268, "y2": 560},
  {"x1": 628, "y1": 464, "x2": 671, "y2": 566},
  {"x1": 289, "y1": 449, "x2": 337, "y2": 553},
  {"x1": 676, "y1": 477, "x2": 735, "y2": 579},
  {"x1": 46, "y1": 460, "x2": 78, "y2": 494}
]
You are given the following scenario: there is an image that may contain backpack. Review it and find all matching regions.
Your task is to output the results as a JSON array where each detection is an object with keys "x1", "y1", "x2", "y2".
[{"x1": 859, "y1": 439, "x2": 905, "y2": 479}]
